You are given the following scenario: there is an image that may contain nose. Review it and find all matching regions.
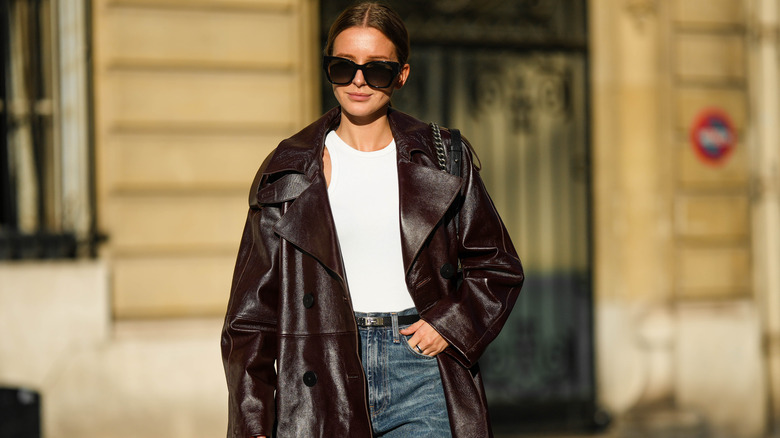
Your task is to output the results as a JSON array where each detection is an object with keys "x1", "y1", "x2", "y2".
[{"x1": 352, "y1": 68, "x2": 367, "y2": 87}]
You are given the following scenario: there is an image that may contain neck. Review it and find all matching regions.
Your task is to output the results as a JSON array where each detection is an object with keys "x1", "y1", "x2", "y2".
[{"x1": 336, "y1": 108, "x2": 393, "y2": 152}]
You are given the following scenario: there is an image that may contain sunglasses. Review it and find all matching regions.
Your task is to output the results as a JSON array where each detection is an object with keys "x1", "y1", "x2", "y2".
[{"x1": 323, "y1": 56, "x2": 402, "y2": 89}]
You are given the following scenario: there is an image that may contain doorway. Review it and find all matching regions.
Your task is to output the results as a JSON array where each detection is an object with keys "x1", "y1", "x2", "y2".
[{"x1": 321, "y1": 0, "x2": 598, "y2": 431}]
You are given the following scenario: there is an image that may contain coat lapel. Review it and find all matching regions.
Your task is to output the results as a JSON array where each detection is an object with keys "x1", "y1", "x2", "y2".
[
  {"x1": 272, "y1": 172, "x2": 346, "y2": 282},
  {"x1": 260, "y1": 108, "x2": 346, "y2": 281},
  {"x1": 397, "y1": 160, "x2": 463, "y2": 275},
  {"x1": 260, "y1": 107, "x2": 463, "y2": 284},
  {"x1": 389, "y1": 109, "x2": 465, "y2": 276},
  {"x1": 270, "y1": 159, "x2": 463, "y2": 282},
  {"x1": 257, "y1": 173, "x2": 311, "y2": 204}
]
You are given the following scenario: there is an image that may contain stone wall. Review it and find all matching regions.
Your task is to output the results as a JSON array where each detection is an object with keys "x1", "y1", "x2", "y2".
[
  {"x1": 0, "y1": 262, "x2": 228, "y2": 436},
  {"x1": 591, "y1": 0, "x2": 771, "y2": 436},
  {"x1": 92, "y1": 0, "x2": 320, "y2": 318}
]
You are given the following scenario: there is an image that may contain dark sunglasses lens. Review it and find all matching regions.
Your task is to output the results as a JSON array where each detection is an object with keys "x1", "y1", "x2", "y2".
[
  {"x1": 328, "y1": 60, "x2": 356, "y2": 84},
  {"x1": 364, "y1": 63, "x2": 396, "y2": 88}
]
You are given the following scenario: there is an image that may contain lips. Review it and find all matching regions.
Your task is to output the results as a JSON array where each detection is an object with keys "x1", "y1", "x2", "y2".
[{"x1": 347, "y1": 92, "x2": 371, "y2": 102}]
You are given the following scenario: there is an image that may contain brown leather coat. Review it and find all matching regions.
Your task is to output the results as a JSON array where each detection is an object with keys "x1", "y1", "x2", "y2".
[{"x1": 222, "y1": 107, "x2": 524, "y2": 438}]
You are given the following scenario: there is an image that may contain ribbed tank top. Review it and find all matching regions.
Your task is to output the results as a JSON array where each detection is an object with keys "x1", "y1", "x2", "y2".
[{"x1": 325, "y1": 130, "x2": 415, "y2": 313}]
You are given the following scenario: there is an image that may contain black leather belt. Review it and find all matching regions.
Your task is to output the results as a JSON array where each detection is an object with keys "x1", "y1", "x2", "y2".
[{"x1": 356, "y1": 314, "x2": 420, "y2": 327}]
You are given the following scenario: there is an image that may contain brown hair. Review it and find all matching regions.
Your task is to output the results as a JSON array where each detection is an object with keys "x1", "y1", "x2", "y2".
[{"x1": 325, "y1": 2, "x2": 410, "y2": 65}]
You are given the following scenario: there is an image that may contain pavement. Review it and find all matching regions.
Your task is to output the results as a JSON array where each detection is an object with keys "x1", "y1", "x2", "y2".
[{"x1": 496, "y1": 408, "x2": 780, "y2": 438}]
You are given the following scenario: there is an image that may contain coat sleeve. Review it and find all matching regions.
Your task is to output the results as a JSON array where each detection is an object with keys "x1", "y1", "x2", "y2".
[
  {"x1": 221, "y1": 154, "x2": 280, "y2": 438},
  {"x1": 423, "y1": 137, "x2": 525, "y2": 369}
]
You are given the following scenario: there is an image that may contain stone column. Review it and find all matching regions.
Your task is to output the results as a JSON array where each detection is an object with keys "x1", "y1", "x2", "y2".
[
  {"x1": 750, "y1": 0, "x2": 780, "y2": 427},
  {"x1": 591, "y1": 0, "x2": 675, "y2": 414}
]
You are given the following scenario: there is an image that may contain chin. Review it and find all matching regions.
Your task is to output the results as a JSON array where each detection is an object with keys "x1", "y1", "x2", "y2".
[{"x1": 340, "y1": 103, "x2": 389, "y2": 120}]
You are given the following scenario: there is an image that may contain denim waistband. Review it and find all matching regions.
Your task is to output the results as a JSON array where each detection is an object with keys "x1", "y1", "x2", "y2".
[
  {"x1": 354, "y1": 308, "x2": 418, "y2": 338},
  {"x1": 354, "y1": 307, "x2": 418, "y2": 319}
]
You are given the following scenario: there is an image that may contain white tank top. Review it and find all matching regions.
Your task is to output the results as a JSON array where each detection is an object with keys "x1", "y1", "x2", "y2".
[{"x1": 325, "y1": 130, "x2": 415, "y2": 313}]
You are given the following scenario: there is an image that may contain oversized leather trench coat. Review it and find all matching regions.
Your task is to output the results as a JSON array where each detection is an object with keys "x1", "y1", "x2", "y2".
[{"x1": 222, "y1": 107, "x2": 524, "y2": 438}]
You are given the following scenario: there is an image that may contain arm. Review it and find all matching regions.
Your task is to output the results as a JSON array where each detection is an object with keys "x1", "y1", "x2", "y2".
[
  {"x1": 221, "y1": 164, "x2": 281, "y2": 438},
  {"x1": 423, "y1": 137, "x2": 525, "y2": 368}
]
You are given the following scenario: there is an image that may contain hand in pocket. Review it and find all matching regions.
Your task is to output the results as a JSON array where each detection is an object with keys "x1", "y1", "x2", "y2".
[{"x1": 399, "y1": 320, "x2": 448, "y2": 356}]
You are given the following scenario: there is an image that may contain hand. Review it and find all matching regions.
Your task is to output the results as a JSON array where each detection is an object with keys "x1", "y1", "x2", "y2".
[{"x1": 399, "y1": 320, "x2": 449, "y2": 356}]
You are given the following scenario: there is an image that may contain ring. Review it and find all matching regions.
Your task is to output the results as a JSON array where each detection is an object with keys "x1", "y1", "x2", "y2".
[{"x1": 415, "y1": 345, "x2": 423, "y2": 353}]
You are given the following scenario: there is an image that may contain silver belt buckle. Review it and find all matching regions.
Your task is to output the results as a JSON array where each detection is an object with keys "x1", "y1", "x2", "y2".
[{"x1": 360, "y1": 316, "x2": 384, "y2": 326}]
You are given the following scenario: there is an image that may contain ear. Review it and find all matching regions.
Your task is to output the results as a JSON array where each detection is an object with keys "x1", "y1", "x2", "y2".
[{"x1": 395, "y1": 63, "x2": 411, "y2": 89}]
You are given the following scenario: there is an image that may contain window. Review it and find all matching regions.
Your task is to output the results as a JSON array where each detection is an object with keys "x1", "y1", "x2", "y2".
[{"x1": 1, "y1": 0, "x2": 94, "y2": 259}]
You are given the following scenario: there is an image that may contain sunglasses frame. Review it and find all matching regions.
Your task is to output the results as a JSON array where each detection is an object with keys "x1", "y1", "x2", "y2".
[{"x1": 323, "y1": 56, "x2": 402, "y2": 89}]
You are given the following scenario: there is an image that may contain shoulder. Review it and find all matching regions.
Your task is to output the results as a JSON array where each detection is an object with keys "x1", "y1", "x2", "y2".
[
  {"x1": 389, "y1": 109, "x2": 481, "y2": 171},
  {"x1": 268, "y1": 107, "x2": 341, "y2": 173},
  {"x1": 246, "y1": 107, "x2": 341, "y2": 207},
  {"x1": 247, "y1": 149, "x2": 277, "y2": 208},
  {"x1": 279, "y1": 107, "x2": 340, "y2": 152},
  {"x1": 388, "y1": 108, "x2": 430, "y2": 134},
  {"x1": 387, "y1": 108, "x2": 439, "y2": 160},
  {"x1": 387, "y1": 108, "x2": 433, "y2": 148}
]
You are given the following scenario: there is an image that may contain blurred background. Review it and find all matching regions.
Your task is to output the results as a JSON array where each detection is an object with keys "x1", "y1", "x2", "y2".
[{"x1": 0, "y1": 0, "x2": 778, "y2": 437}]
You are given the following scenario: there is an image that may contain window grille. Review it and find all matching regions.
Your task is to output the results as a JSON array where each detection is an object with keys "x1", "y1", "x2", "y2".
[{"x1": 0, "y1": 0, "x2": 95, "y2": 259}]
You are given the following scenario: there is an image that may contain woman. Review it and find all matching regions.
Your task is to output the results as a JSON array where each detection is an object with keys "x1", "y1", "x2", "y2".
[{"x1": 221, "y1": 2, "x2": 524, "y2": 437}]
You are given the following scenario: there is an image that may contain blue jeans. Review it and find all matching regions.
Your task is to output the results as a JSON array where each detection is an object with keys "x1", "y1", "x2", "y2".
[{"x1": 356, "y1": 308, "x2": 453, "y2": 438}]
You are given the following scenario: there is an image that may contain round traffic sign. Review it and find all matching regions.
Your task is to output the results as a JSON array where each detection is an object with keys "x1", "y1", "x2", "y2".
[{"x1": 689, "y1": 108, "x2": 736, "y2": 166}]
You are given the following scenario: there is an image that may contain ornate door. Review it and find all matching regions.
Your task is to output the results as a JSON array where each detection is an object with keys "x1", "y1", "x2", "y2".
[{"x1": 322, "y1": 0, "x2": 600, "y2": 432}]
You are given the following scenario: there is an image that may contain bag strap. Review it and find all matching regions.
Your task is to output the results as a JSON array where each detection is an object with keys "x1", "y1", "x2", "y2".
[
  {"x1": 430, "y1": 122, "x2": 462, "y2": 177},
  {"x1": 448, "y1": 128, "x2": 462, "y2": 177},
  {"x1": 431, "y1": 122, "x2": 446, "y2": 171},
  {"x1": 430, "y1": 122, "x2": 463, "y2": 273}
]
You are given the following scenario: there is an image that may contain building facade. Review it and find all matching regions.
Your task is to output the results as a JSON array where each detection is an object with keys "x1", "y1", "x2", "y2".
[{"x1": 0, "y1": 0, "x2": 778, "y2": 436}]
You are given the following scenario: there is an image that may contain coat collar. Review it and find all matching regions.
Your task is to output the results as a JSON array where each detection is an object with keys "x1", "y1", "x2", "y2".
[
  {"x1": 261, "y1": 107, "x2": 430, "y2": 177},
  {"x1": 258, "y1": 107, "x2": 463, "y2": 281}
]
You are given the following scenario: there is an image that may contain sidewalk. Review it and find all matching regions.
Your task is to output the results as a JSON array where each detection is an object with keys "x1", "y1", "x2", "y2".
[
  {"x1": 497, "y1": 407, "x2": 779, "y2": 438},
  {"x1": 496, "y1": 407, "x2": 706, "y2": 438}
]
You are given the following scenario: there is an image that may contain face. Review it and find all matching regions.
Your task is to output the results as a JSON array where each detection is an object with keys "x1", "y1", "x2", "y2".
[{"x1": 330, "y1": 26, "x2": 410, "y2": 122}]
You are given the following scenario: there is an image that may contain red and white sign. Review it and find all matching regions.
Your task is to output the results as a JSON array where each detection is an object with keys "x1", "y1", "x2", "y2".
[{"x1": 689, "y1": 108, "x2": 736, "y2": 166}]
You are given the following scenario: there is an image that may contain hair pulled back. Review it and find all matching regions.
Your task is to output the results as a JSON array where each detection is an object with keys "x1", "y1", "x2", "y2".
[{"x1": 325, "y1": 2, "x2": 410, "y2": 65}]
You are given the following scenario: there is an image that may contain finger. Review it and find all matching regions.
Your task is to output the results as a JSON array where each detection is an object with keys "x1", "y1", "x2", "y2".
[
  {"x1": 418, "y1": 328, "x2": 448, "y2": 356},
  {"x1": 398, "y1": 319, "x2": 424, "y2": 335},
  {"x1": 425, "y1": 342, "x2": 446, "y2": 357},
  {"x1": 406, "y1": 332, "x2": 423, "y2": 350},
  {"x1": 413, "y1": 341, "x2": 431, "y2": 356}
]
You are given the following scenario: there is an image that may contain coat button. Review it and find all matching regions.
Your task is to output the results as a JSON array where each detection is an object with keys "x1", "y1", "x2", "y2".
[
  {"x1": 303, "y1": 371, "x2": 317, "y2": 387},
  {"x1": 302, "y1": 293, "x2": 315, "y2": 308},
  {"x1": 440, "y1": 263, "x2": 457, "y2": 279}
]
